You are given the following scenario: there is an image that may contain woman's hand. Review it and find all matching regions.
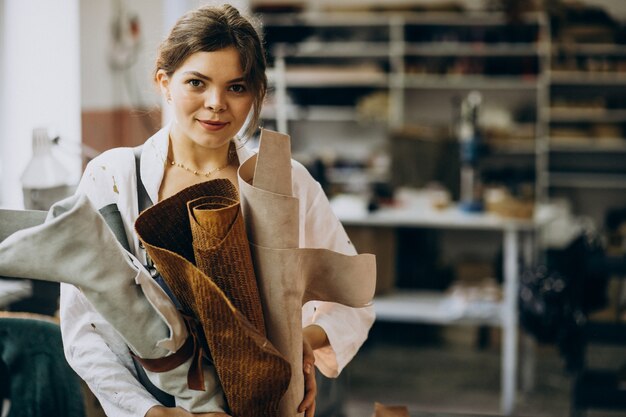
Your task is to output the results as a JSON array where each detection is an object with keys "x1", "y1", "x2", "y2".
[
  {"x1": 298, "y1": 325, "x2": 329, "y2": 417},
  {"x1": 145, "y1": 406, "x2": 231, "y2": 417},
  {"x1": 298, "y1": 337, "x2": 317, "y2": 417}
]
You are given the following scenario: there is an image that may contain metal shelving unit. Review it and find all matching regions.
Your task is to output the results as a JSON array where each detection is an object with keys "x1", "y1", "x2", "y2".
[
  {"x1": 547, "y1": 37, "x2": 626, "y2": 204},
  {"x1": 262, "y1": 11, "x2": 550, "y2": 196},
  {"x1": 256, "y1": 9, "x2": 552, "y2": 416}
]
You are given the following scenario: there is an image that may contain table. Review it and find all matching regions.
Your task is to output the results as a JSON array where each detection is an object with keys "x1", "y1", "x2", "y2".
[
  {"x1": 0, "y1": 208, "x2": 47, "y2": 309},
  {"x1": 0, "y1": 279, "x2": 32, "y2": 309},
  {"x1": 333, "y1": 192, "x2": 556, "y2": 415}
]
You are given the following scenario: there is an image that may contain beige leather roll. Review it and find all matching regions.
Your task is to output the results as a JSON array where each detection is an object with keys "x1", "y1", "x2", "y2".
[{"x1": 238, "y1": 129, "x2": 376, "y2": 417}]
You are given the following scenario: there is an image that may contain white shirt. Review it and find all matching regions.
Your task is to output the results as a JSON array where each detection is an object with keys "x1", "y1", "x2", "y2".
[{"x1": 59, "y1": 125, "x2": 376, "y2": 417}]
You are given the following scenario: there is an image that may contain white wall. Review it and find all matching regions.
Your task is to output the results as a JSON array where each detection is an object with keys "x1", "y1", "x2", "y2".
[
  {"x1": 80, "y1": 0, "x2": 164, "y2": 110},
  {"x1": 0, "y1": 2, "x2": 5, "y2": 206},
  {"x1": 0, "y1": 0, "x2": 81, "y2": 208},
  {"x1": 80, "y1": 0, "x2": 251, "y2": 115}
]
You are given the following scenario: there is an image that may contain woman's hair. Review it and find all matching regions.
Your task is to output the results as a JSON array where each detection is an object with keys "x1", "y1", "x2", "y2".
[{"x1": 155, "y1": 4, "x2": 267, "y2": 139}]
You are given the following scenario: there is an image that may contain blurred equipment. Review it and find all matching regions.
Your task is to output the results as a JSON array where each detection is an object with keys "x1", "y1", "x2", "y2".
[
  {"x1": 21, "y1": 128, "x2": 73, "y2": 212},
  {"x1": 519, "y1": 221, "x2": 610, "y2": 369},
  {"x1": 570, "y1": 209, "x2": 626, "y2": 417},
  {"x1": 108, "y1": 0, "x2": 141, "y2": 71},
  {"x1": 456, "y1": 91, "x2": 485, "y2": 212},
  {"x1": 518, "y1": 209, "x2": 626, "y2": 416}
]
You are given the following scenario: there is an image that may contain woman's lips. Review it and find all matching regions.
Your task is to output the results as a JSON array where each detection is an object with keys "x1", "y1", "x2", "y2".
[{"x1": 197, "y1": 119, "x2": 229, "y2": 131}]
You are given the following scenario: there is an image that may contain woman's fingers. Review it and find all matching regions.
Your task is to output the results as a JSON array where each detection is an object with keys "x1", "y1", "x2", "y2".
[
  {"x1": 298, "y1": 363, "x2": 317, "y2": 415},
  {"x1": 298, "y1": 339, "x2": 317, "y2": 416}
]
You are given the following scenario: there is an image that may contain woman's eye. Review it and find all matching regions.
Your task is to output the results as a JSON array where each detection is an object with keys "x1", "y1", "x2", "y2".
[
  {"x1": 229, "y1": 84, "x2": 247, "y2": 94},
  {"x1": 187, "y1": 79, "x2": 203, "y2": 88}
]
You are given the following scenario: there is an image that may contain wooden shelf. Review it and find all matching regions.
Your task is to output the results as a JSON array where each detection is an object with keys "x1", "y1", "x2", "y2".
[
  {"x1": 549, "y1": 172, "x2": 626, "y2": 189},
  {"x1": 262, "y1": 104, "x2": 361, "y2": 122},
  {"x1": 258, "y1": 9, "x2": 544, "y2": 26},
  {"x1": 259, "y1": 11, "x2": 392, "y2": 26},
  {"x1": 549, "y1": 138, "x2": 626, "y2": 152},
  {"x1": 554, "y1": 43, "x2": 626, "y2": 56},
  {"x1": 550, "y1": 108, "x2": 626, "y2": 123},
  {"x1": 402, "y1": 11, "x2": 544, "y2": 26},
  {"x1": 268, "y1": 67, "x2": 388, "y2": 87},
  {"x1": 405, "y1": 43, "x2": 542, "y2": 57},
  {"x1": 550, "y1": 71, "x2": 626, "y2": 86},
  {"x1": 401, "y1": 74, "x2": 539, "y2": 90},
  {"x1": 275, "y1": 41, "x2": 391, "y2": 58}
]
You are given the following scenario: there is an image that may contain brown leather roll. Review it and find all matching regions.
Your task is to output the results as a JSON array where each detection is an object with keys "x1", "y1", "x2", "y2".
[
  {"x1": 188, "y1": 195, "x2": 266, "y2": 335},
  {"x1": 135, "y1": 179, "x2": 289, "y2": 417}
]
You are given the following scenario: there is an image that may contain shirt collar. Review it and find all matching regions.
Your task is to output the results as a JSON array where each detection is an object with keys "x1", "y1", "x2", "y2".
[{"x1": 139, "y1": 124, "x2": 256, "y2": 204}]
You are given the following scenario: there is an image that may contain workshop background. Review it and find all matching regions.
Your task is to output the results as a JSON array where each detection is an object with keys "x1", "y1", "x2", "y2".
[{"x1": 2, "y1": 0, "x2": 626, "y2": 416}]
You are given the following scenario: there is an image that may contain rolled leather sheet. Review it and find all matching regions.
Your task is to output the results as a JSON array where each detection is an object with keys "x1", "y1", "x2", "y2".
[
  {"x1": 238, "y1": 129, "x2": 377, "y2": 417},
  {"x1": 135, "y1": 179, "x2": 291, "y2": 417},
  {"x1": 188, "y1": 195, "x2": 266, "y2": 335}
]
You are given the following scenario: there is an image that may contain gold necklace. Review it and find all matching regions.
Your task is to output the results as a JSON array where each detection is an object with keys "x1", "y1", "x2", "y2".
[{"x1": 167, "y1": 157, "x2": 231, "y2": 177}]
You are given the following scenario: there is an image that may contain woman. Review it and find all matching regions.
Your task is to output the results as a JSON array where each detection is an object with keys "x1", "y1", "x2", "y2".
[{"x1": 60, "y1": 4, "x2": 375, "y2": 417}]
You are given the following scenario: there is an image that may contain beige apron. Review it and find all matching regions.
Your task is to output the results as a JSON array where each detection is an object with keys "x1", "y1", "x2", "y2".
[{"x1": 238, "y1": 129, "x2": 376, "y2": 416}]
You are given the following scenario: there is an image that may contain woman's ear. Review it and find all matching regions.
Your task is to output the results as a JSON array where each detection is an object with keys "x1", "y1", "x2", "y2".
[{"x1": 156, "y1": 69, "x2": 171, "y2": 102}]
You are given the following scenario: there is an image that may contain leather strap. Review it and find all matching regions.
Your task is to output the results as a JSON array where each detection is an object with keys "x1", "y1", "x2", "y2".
[
  {"x1": 131, "y1": 314, "x2": 205, "y2": 391},
  {"x1": 131, "y1": 146, "x2": 176, "y2": 406},
  {"x1": 134, "y1": 146, "x2": 153, "y2": 213}
]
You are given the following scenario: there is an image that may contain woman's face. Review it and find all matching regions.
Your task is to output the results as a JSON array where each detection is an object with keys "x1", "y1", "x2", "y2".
[{"x1": 157, "y1": 47, "x2": 254, "y2": 150}]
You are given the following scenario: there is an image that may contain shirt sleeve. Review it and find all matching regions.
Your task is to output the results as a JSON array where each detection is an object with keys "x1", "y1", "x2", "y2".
[
  {"x1": 59, "y1": 156, "x2": 159, "y2": 417},
  {"x1": 298, "y1": 173, "x2": 375, "y2": 378},
  {"x1": 60, "y1": 284, "x2": 159, "y2": 417}
]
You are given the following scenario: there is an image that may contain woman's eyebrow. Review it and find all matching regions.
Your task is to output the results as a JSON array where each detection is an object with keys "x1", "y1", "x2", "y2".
[{"x1": 183, "y1": 71, "x2": 245, "y2": 83}]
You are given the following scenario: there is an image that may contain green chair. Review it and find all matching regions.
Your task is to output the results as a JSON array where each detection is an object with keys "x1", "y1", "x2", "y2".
[{"x1": 0, "y1": 312, "x2": 86, "y2": 417}]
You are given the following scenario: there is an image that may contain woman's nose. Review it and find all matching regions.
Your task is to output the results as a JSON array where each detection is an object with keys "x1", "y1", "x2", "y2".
[{"x1": 205, "y1": 89, "x2": 226, "y2": 113}]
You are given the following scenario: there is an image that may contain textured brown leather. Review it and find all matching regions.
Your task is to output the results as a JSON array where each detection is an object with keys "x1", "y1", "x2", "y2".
[
  {"x1": 188, "y1": 195, "x2": 266, "y2": 335},
  {"x1": 135, "y1": 179, "x2": 290, "y2": 417}
]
